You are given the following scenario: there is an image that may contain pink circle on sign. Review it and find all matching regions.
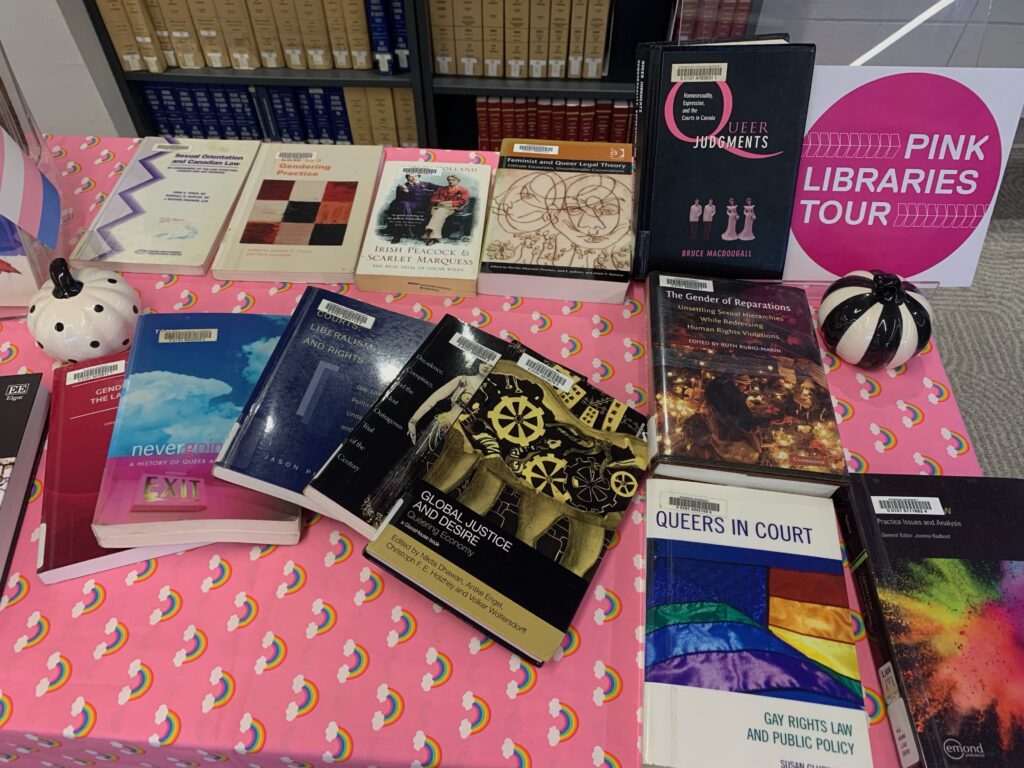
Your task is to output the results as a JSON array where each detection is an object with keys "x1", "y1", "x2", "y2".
[{"x1": 791, "y1": 73, "x2": 1001, "y2": 277}]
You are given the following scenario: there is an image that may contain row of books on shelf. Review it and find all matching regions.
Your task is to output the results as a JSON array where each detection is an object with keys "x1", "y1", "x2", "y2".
[
  {"x1": 428, "y1": 0, "x2": 611, "y2": 79},
  {"x1": 98, "y1": 0, "x2": 411, "y2": 74},
  {"x1": 670, "y1": 0, "x2": 755, "y2": 41},
  {"x1": 140, "y1": 82, "x2": 418, "y2": 144},
  {"x1": 475, "y1": 95, "x2": 633, "y2": 151}
]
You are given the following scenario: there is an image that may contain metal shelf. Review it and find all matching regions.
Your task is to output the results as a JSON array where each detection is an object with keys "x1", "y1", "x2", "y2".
[
  {"x1": 122, "y1": 67, "x2": 414, "y2": 88},
  {"x1": 431, "y1": 76, "x2": 636, "y2": 100}
]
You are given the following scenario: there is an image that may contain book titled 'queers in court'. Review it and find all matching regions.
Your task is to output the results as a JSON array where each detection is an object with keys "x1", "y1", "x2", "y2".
[
  {"x1": 93, "y1": 313, "x2": 301, "y2": 548},
  {"x1": 364, "y1": 340, "x2": 649, "y2": 664},
  {"x1": 71, "y1": 138, "x2": 260, "y2": 275},
  {"x1": 648, "y1": 273, "x2": 846, "y2": 497},
  {"x1": 478, "y1": 138, "x2": 634, "y2": 304},
  {"x1": 211, "y1": 143, "x2": 383, "y2": 283},
  {"x1": 837, "y1": 474, "x2": 1024, "y2": 768},
  {"x1": 644, "y1": 478, "x2": 871, "y2": 768},
  {"x1": 632, "y1": 41, "x2": 815, "y2": 279},
  {"x1": 214, "y1": 286, "x2": 431, "y2": 509}
]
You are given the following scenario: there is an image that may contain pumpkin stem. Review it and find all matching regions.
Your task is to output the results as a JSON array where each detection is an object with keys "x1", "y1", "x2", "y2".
[{"x1": 49, "y1": 258, "x2": 84, "y2": 299}]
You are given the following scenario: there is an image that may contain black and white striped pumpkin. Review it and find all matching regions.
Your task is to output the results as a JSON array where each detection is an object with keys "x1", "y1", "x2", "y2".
[{"x1": 817, "y1": 270, "x2": 933, "y2": 370}]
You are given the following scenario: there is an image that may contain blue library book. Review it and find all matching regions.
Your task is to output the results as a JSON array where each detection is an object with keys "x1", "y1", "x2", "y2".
[
  {"x1": 325, "y1": 88, "x2": 353, "y2": 144},
  {"x1": 366, "y1": 0, "x2": 395, "y2": 74},
  {"x1": 213, "y1": 287, "x2": 432, "y2": 508},
  {"x1": 293, "y1": 88, "x2": 321, "y2": 143},
  {"x1": 307, "y1": 88, "x2": 335, "y2": 144},
  {"x1": 246, "y1": 86, "x2": 279, "y2": 141},
  {"x1": 386, "y1": 0, "x2": 411, "y2": 72}
]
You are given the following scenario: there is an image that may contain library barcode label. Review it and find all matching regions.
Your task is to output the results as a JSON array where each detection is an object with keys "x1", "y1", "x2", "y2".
[
  {"x1": 154, "y1": 143, "x2": 188, "y2": 152},
  {"x1": 402, "y1": 167, "x2": 435, "y2": 175},
  {"x1": 317, "y1": 299, "x2": 375, "y2": 329},
  {"x1": 68, "y1": 360, "x2": 126, "y2": 385},
  {"x1": 512, "y1": 143, "x2": 559, "y2": 155},
  {"x1": 450, "y1": 333, "x2": 500, "y2": 365},
  {"x1": 277, "y1": 151, "x2": 317, "y2": 161},
  {"x1": 158, "y1": 329, "x2": 218, "y2": 344},
  {"x1": 660, "y1": 275, "x2": 713, "y2": 292},
  {"x1": 666, "y1": 496, "x2": 721, "y2": 514},
  {"x1": 671, "y1": 63, "x2": 728, "y2": 83},
  {"x1": 870, "y1": 496, "x2": 944, "y2": 516},
  {"x1": 517, "y1": 354, "x2": 574, "y2": 392}
]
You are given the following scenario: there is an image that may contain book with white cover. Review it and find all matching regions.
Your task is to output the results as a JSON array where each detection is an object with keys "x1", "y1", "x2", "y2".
[
  {"x1": 211, "y1": 143, "x2": 383, "y2": 283},
  {"x1": 71, "y1": 138, "x2": 259, "y2": 275},
  {"x1": 643, "y1": 478, "x2": 871, "y2": 768}
]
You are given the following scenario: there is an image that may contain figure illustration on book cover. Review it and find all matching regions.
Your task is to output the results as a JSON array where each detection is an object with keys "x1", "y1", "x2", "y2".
[
  {"x1": 486, "y1": 170, "x2": 632, "y2": 273},
  {"x1": 687, "y1": 196, "x2": 756, "y2": 241},
  {"x1": 878, "y1": 557, "x2": 1024, "y2": 756},
  {"x1": 374, "y1": 166, "x2": 480, "y2": 245},
  {"x1": 646, "y1": 541, "x2": 863, "y2": 710}
]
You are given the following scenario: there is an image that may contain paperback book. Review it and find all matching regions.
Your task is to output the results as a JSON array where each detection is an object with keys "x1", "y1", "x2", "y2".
[
  {"x1": 214, "y1": 286, "x2": 431, "y2": 508},
  {"x1": 479, "y1": 138, "x2": 634, "y2": 304},
  {"x1": 39, "y1": 354, "x2": 195, "y2": 584},
  {"x1": 211, "y1": 143, "x2": 383, "y2": 282},
  {"x1": 303, "y1": 314, "x2": 508, "y2": 538},
  {"x1": 838, "y1": 474, "x2": 1024, "y2": 768},
  {"x1": 93, "y1": 313, "x2": 301, "y2": 548},
  {"x1": 0, "y1": 373, "x2": 48, "y2": 586},
  {"x1": 644, "y1": 478, "x2": 870, "y2": 768},
  {"x1": 364, "y1": 341, "x2": 649, "y2": 663},
  {"x1": 355, "y1": 150, "x2": 495, "y2": 296},
  {"x1": 648, "y1": 273, "x2": 846, "y2": 496},
  {"x1": 71, "y1": 137, "x2": 260, "y2": 275},
  {"x1": 633, "y1": 41, "x2": 814, "y2": 279}
]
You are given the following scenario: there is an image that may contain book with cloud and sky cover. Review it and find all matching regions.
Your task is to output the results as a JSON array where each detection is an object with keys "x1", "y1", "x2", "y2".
[{"x1": 92, "y1": 313, "x2": 301, "y2": 548}]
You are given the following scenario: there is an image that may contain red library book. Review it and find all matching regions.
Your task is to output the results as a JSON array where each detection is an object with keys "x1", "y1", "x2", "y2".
[
  {"x1": 594, "y1": 99, "x2": 613, "y2": 141},
  {"x1": 675, "y1": 0, "x2": 698, "y2": 40},
  {"x1": 536, "y1": 97, "x2": 553, "y2": 139},
  {"x1": 513, "y1": 96, "x2": 528, "y2": 138},
  {"x1": 38, "y1": 354, "x2": 196, "y2": 584},
  {"x1": 526, "y1": 98, "x2": 539, "y2": 138},
  {"x1": 579, "y1": 98, "x2": 596, "y2": 141},
  {"x1": 694, "y1": 0, "x2": 718, "y2": 38},
  {"x1": 610, "y1": 99, "x2": 630, "y2": 142},
  {"x1": 715, "y1": 0, "x2": 737, "y2": 37},
  {"x1": 564, "y1": 98, "x2": 581, "y2": 140},
  {"x1": 500, "y1": 96, "x2": 515, "y2": 144},
  {"x1": 487, "y1": 96, "x2": 502, "y2": 150},
  {"x1": 731, "y1": 0, "x2": 752, "y2": 36},
  {"x1": 476, "y1": 96, "x2": 490, "y2": 151},
  {"x1": 550, "y1": 98, "x2": 567, "y2": 140}
]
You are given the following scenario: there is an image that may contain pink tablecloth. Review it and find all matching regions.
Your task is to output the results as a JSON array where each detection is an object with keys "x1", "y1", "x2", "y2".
[{"x1": 0, "y1": 136, "x2": 981, "y2": 768}]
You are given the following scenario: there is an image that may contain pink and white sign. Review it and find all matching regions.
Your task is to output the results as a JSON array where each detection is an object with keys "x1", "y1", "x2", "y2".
[{"x1": 784, "y1": 66, "x2": 1024, "y2": 287}]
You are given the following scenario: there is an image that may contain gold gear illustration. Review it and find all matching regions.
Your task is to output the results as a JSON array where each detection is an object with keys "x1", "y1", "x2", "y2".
[
  {"x1": 521, "y1": 453, "x2": 570, "y2": 502},
  {"x1": 489, "y1": 395, "x2": 545, "y2": 447},
  {"x1": 610, "y1": 470, "x2": 638, "y2": 497}
]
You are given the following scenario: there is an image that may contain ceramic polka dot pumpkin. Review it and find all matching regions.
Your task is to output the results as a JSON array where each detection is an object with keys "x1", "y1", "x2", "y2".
[
  {"x1": 817, "y1": 269, "x2": 933, "y2": 370},
  {"x1": 27, "y1": 258, "x2": 140, "y2": 363}
]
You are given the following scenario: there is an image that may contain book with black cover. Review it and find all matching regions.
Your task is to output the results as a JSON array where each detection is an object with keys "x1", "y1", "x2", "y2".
[
  {"x1": 838, "y1": 474, "x2": 1024, "y2": 768},
  {"x1": 0, "y1": 373, "x2": 48, "y2": 586},
  {"x1": 214, "y1": 287, "x2": 431, "y2": 508},
  {"x1": 632, "y1": 41, "x2": 814, "y2": 279},
  {"x1": 303, "y1": 315, "x2": 509, "y2": 538},
  {"x1": 648, "y1": 273, "x2": 846, "y2": 496},
  {"x1": 364, "y1": 342, "x2": 648, "y2": 664}
]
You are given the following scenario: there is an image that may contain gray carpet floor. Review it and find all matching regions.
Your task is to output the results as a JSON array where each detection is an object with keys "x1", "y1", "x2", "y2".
[{"x1": 929, "y1": 149, "x2": 1024, "y2": 478}]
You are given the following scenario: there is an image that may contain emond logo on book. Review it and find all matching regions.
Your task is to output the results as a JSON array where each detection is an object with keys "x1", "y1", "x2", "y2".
[{"x1": 943, "y1": 737, "x2": 985, "y2": 760}]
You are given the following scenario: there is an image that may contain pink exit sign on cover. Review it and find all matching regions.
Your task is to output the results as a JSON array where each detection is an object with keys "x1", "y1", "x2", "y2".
[{"x1": 132, "y1": 474, "x2": 206, "y2": 512}]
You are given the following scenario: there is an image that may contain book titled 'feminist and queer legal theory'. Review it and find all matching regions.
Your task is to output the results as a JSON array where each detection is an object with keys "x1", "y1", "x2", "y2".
[
  {"x1": 93, "y1": 313, "x2": 301, "y2": 548},
  {"x1": 644, "y1": 478, "x2": 870, "y2": 768}
]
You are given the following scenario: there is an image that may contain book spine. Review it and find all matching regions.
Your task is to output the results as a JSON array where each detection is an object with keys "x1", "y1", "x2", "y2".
[
  {"x1": 512, "y1": 96, "x2": 527, "y2": 139},
  {"x1": 630, "y1": 43, "x2": 650, "y2": 278},
  {"x1": 294, "y1": 87, "x2": 320, "y2": 142},
  {"x1": 715, "y1": 0, "x2": 737, "y2": 37},
  {"x1": 208, "y1": 85, "x2": 240, "y2": 139},
  {"x1": 245, "y1": 0, "x2": 284, "y2": 66},
  {"x1": 321, "y1": 0, "x2": 352, "y2": 67},
  {"x1": 593, "y1": 99, "x2": 611, "y2": 141},
  {"x1": 547, "y1": 0, "x2": 569, "y2": 78},
  {"x1": 582, "y1": 0, "x2": 609, "y2": 79},
  {"x1": 191, "y1": 85, "x2": 222, "y2": 137},
  {"x1": 174, "y1": 85, "x2": 206, "y2": 137},
  {"x1": 234, "y1": 85, "x2": 266, "y2": 139},
  {"x1": 566, "y1": 0, "x2": 586, "y2": 78},
  {"x1": 578, "y1": 97, "x2": 594, "y2": 141},
  {"x1": 609, "y1": 99, "x2": 629, "y2": 143},
  {"x1": 144, "y1": 0, "x2": 179, "y2": 66},
  {"x1": 392, "y1": 87, "x2": 419, "y2": 147},
  {"x1": 525, "y1": 97, "x2": 538, "y2": 140},
  {"x1": 270, "y1": 0, "x2": 307, "y2": 67},
  {"x1": 499, "y1": 96, "x2": 515, "y2": 142},
  {"x1": 141, "y1": 84, "x2": 174, "y2": 136},
  {"x1": 429, "y1": 0, "x2": 455, "y2": 74},
  {"x1": 550, "y1": 97, "x2": 566, "y2": 140},
  {"x1": 694, "y1": 0, "x2": 717, "y2": 38},
  {"x1": 186, "y1": 0, "x2": 230, "y2": 67},
  {"x1": 564, "y1": 97, "x2": 580, "y2": 141},
  {"x1": 96, "y1": 0, "x2": 145, "y2": 72},
  {"x1": 340, "y1": 0, "x2": 373, "y2": 69},
  {"x1": 157, "y1": 0, "x2": 205, "y2": 68},
  {"x1": 365, "y1": 86, "x2": 399, "y2": 146},
  {"x1": 155, "y1": 84, "x2": 187, "y2": 135},
  {"x1": 476, "y1": 96, "x2": 490, "y2": 151},
  {"x1": 528, "y1": 0, "x2": 550, "y2": 79},
  {"x1": 487, "y1": 95, "x2": 502, "y2": 149},
  {"x1": 342, "y1": 86, "x2": 374, "y2": 144},
  {"x1": 504, "y1": 0, "x2": 527, "y2": 78},
  {"x1": 307, "y1": 87, "x2": 336, "y2": 143},
  {"x1": 122, "y1": 0, "x2": 169, "y2": 73},
  {"x1": 365, "y1": 0, "x2": 395, "y2": 74},
  {"x1": 482, "y1": 7, "x2": 503, "y2": 77},
  {"x1": 294, "y1": 0, "x2": 332, "y2": 68},
  {"x1": 386, "y1": 0, "x2": 411, "y2": 72},
  {"x1": 535, "y1": 97, "x2": 552, "y2": 139},
  {"x1": 325, "y1": 87, "x2": 354, "y2": 144},
  {"x1": 730, "y1": 0, "x2": 751, "y2": 35},
  {"x1": 266, "y1": 86, "x2": 301, "y2": 141}
]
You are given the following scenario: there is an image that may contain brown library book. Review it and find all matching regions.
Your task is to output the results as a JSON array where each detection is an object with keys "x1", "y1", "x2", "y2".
[
  {"x1": 122, "y1": 0, "x2": 169, "y2": 73},
  {"x1": 393, "y1": 88, "x2": 418, "y2": 147},
  {"x1": 186, "y1": 0, "x2": 230, "y2": 67},
  {"x1": 343, "y1": 86, "x2": 375, "y2": 144},
  {"x1": 245, "y1": 0, "x2": 285, "y2": 67},
  {"x1": 294, "y1": 0, "x2": 332, "y2": 69},
  {"x1": 157, "y1": 0, "x2": 204, "y2": 68},
  {"x1": 340, "y1": 0, "x2": 373, "y2": 69},
  {"x1": 366, "y1": 87, "x2": 400, "y2": 146},
  {"x1": 270, "y1": 0, "x2": 306, "y2": 67},
  {"x1": 97, "y1": 0, "x2": 146, "y2": 72},
  {"x1": 143, "y1": 0, "x2": 178, "y2": 66},
  {"x1": 321, "y1": 0, "x2": 352, "y2": 67}
]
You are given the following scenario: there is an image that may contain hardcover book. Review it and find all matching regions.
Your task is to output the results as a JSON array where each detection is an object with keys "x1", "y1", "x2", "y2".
[
  {"x1": 648, "y1": 273, "x2": 846, "y2": 496},
  {"x1": 632, "y1": 42, "x2": 814, "y2": 279},
  {"x1": 214, "y1": 286, "x2": 431, "y2": 508},
  {"x1": 644, "y1": 478, "x2": 870, "y2": 768},
  {"x1": 303, "y1": 314, "x2": 508, "y2": 538},
  {"x1": 0, "y1": 373, "x2": 48, "y2": 586},
  {"x1": 838, "y1": 474, "x2": 1024, "y2": 768},
  {"x1": 93, "y1": 313, "x2": 301, "y2": 548},
  {"x1": 211, "y1": 143, "x2": 383, "y2": 282},
  {"x1": 478, "y1": 138, "x2": 634, "y2": 304},
  {"x1": 71, "y1": 137, "x2": 259, "y2": 275},
  {"x1": 364, "y1": 341, "x2": 649, "y2": 664},
  {"x1": 39, "y1": 354, "x2": 195, "y2": 584},
  {"x1": 355, "y1": 150, "x2": 496, "y2": 296}
]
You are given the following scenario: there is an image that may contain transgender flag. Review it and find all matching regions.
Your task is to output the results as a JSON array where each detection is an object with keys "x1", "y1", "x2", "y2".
[{"x1": 0, "y1": 125, "x2": 60, "y2": 249}]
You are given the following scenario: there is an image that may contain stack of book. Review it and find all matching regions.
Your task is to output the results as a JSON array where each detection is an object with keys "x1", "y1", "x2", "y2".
[
  {"x1": 671, "y1": 0, "x2": 755, "y2": 41},
  {"x1": 140, "y1": 83, "x2": 418, "y2": 146},
  {"x1": 475, "y1": 96, "x2": 633, "y2": 151},
  {"x1": 96, "y1": 0, "x2": 412, "y2": 74}
]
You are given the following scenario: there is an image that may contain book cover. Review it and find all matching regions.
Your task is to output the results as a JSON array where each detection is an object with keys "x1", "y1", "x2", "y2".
[
  {"x1": 644, "y1": 478, "x2": 871, "y2": 768},
  {"x1": 648, "y1": 273, "x2": 846, "y2": 496},
  {"x1": 211, "y1": 142, "x2": 382, "y2": 282},
  {"x1": 71, "y1": 137, "x2": 259, "y2": 275},
  {"x1": 364, "y1": 340, "x2": 648, "y2": 663},
  {"x1": 304, "y1": 315, "x2": 508, "y2": 539},
  {"x1": 39, "y1": 354, "x2": 193, "y2": 584},
  {"x1": 93, "y1": 313, "x2": 301, "y2": 548},
  {"x1": 0, "y1": 373, "x2": 48, "y2": 587},
  {"x1": 478, "y1": 138, "x2": 633, "y2": 304},
  {"x1": 214, "y1": 287, "x2": 431, "y2": 507},
  {"x1": 839, "y1": 474, "x2": 1024, "y2": 768},
  {"x1": 355, "y1": 153, "x2": 495, "y2": 296},
  {"x1": 634, "y1": 43, "x2": 815, "y2": 279}
]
